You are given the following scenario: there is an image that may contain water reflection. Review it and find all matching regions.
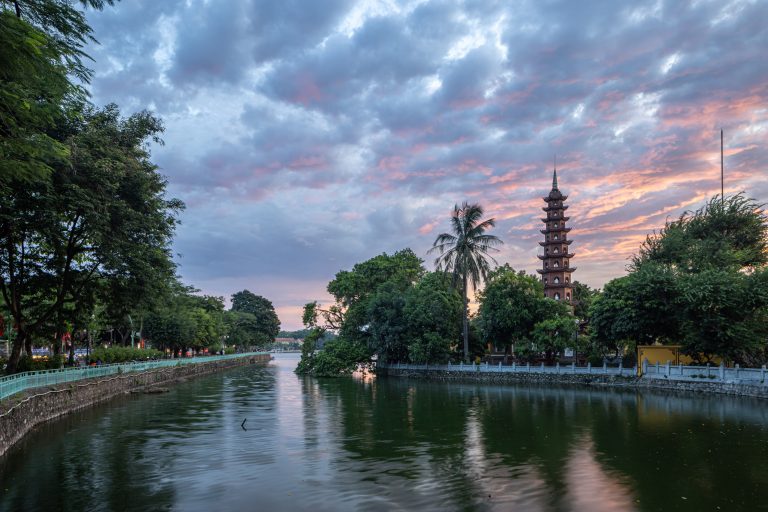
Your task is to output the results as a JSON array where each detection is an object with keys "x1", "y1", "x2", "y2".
[{"x1": 1, "y1": 355, "x2": 767, "y2": 511}]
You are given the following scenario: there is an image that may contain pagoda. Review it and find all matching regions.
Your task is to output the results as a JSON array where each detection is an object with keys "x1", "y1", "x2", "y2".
[{"x1": 537, "y1": 168, "x2": 575, "y2": 302}]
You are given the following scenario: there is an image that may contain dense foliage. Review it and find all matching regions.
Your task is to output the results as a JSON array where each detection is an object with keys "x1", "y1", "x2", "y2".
[
  {"x1": 590, "y1": 195, "x2": 768, "y2": 364},
  {"x1": 88, "y1": 347, "x2": 163, "y2": 364},
  {"x1": 229, "y1": 290, "x2": 281, "y2": 346},
  {"x1": 296, "y1": 251, "x2": 463, "y2": 376},
  {"x1": 475, "y1": 265, "x2": 574, "y2": 362}
]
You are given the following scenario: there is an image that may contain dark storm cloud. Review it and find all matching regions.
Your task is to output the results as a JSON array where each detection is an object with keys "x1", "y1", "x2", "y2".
[{"x1": 84, "y1": 0, "x2": 768, "y2": 328}]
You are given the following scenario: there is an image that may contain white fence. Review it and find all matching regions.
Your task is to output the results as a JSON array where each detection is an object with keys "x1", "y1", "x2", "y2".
[
  {"x1": 379, "y1": 360, "x2": 768, "y2": 386},
  {"x1": 379, "y1": 361, "x2": 636, "y2": 376},
  {"x1": 642, "y1": 360, "x2": 767, "y2": 385}
]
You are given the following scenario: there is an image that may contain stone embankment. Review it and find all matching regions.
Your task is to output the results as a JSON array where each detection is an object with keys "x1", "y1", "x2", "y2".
[
  {"x1": 0, "y1": 354, "x2": 270, "y2": 456},
  {"x1": 378, "y1": 367, "x2": 768, "y2": 399}
]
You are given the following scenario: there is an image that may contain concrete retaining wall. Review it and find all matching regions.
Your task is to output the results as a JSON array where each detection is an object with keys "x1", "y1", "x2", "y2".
[
  {"x1": 378, "y1": 367, "x2": 768, "y2": 399},
  {"x1": 0, "y1": 354, "x2": 270, "y2": 457}
]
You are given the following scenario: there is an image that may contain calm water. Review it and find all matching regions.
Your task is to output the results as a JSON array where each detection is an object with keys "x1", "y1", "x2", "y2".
[{"x1": 1, "y1": 354, "x2": 768, "y2": 511}]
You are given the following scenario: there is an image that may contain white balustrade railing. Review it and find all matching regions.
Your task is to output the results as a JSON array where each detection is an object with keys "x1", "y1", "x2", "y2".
[
  {"x1": 379, "y1": 361, "x2": 636, "y2": 377},
  {"x1": 380, "y1": 360, "x2": 768, "y2": 386},
  {"x1": 641, "y1": 360, "x2": 767, "y2": 385}
]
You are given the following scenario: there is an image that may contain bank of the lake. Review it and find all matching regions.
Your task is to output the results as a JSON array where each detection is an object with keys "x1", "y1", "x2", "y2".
[
  {"x1": 0, "y1": 354, "x2": 270, "y2": 457},
  {"x1": 2, "y1": 353, "x2": 768, "y2": 511},
  {"x1": 378, "y1": 365, "x2": 768, "y2": 399}
]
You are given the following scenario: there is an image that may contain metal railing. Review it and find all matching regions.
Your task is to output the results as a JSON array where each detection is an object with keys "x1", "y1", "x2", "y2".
[
  {"x1": 0, "y1": 352, "x2": 268, "y2": 401},
  {"x1": 642, "y1": 360, "x2": 767, "y2": 385},
  {"x1": 379, "y1": 361, "x2": 637, "y2": 376}
]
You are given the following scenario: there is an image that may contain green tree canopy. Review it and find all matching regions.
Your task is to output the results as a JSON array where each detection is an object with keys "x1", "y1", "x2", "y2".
[
  {"x1": 571, "y1": 281, "x2": 600, "y2": 321},
  {"x1": 296, "y1": 251, "x2": 466, "y2": 376},
  {"x1": 0, "y1": 105, "x2": 182, "y2": 372},
  {"x1": 228, "y1": 290, "x2": 280, "y2": 348},
  {"x1": 476, "y1": 265, "x2": 571, "y2": 359},
  {"x1": 592, "y1": 194, "x2": 768, "y2": 364},
  {"x1": 0, "y1": 1, "x2": 117, "y2": 190},
  {"x1": 531, "y1": 317, "x2": 578, "y2": 359}
]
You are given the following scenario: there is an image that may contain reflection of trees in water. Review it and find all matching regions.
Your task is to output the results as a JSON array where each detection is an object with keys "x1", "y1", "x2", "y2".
[
  {"x1": 477, "y1": 385, "x2": 596, "y2": 508},
  {"x1": 0, "y1": 395, "x2": 177, "y2": 511},
  {"x1": 310, "y1": 378, "x2": 502, "y2": 509},
  {"x1": 310, "y1": 379, "x2": 768, "y2": 511},
  {"x1": 589, "y1": 390, "x2": 768, "y2": 511},
  {"x1": 0, "y1": 365, "x2": 280, "y2": 511}
]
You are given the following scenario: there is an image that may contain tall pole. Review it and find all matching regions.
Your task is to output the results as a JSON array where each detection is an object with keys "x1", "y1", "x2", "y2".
[{"x1": 721, "y1": 129, "x2": 724, "y2": 205}]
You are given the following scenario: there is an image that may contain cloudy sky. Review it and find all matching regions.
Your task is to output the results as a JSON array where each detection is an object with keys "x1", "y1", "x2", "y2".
[{"x1": 84, "y1": 0, "x2": 767, "y2": 330}]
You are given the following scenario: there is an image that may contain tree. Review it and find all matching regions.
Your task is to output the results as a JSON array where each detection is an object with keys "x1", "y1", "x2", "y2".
[
  {"x1": 531, "y1": 317, "x2": 577, "y2": 362},
  {"x1": 402, "y1": 272, "x2": 463, "y2": 364},
  {"x1": 296, "y1": 250, "x2": 426, "y2": 375},
  {"x1": 142, "y1": 287, "x2": 228, "y2": 357},
  {"x1": 0, "y1": 10, "x2": 74, "y2": 190},
  {"x1": 0, "y1": 105, "x2": 182, "y2": 372},
  {"x1": 476, "y1": 265, "x2": 570, "y2": 361},
  {"x1": 1, "y1": 0, "x2": 119, "y2": 188},
  {"x1": 366, "y1": 282, "x2": 409, "y2": 363},
  {"x1": 678, "y1": 268, "x2": 768, "y2": 364},
  {"x1": 633, "y1": 194, "x2": 767, "y2": 272},
  {"x1": 593, "y1": 194, "x2": 768, "y2": 364},
  {"x1": 144, "y1": 308, "x2": 195, "y2": 357},
  {"x1": 229, "y1": 290, "x2": 280, "y2": 347},
  {"x1": 430, "y1": 202, "x2": 503, "y2": 361},
  {"x1": 571, "y1": 281, "x2": 600, "y2": 321},
  {"x1": 365, "y1": 271, "x2": 463, "y2": 364},
  {"x1": 588, "y1": 277, "x2": 637, "y2": 357}
]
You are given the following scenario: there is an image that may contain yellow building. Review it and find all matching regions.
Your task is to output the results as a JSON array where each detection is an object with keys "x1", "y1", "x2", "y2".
[{"x1": 636, "y1": 345, "x2": 723, "y2": 375}]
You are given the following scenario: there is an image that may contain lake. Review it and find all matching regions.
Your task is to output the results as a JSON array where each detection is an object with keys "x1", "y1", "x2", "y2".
[{"x1": 1, "y1": 353, "x2": 767, "y2": 511}]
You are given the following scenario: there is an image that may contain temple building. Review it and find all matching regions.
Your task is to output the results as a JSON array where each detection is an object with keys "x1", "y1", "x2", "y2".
[{"x1": 537, "y1": 169, "x2": 576, "y2": 302}]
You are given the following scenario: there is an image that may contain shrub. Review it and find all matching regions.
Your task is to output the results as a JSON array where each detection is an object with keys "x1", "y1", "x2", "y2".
[
  {"x1": 588, "y1": 354, "x2": 604, "y2": 366},
  {"x1": 88, "y1": 347, "x2": 164, "y2": 364},
  {"x1": 17, "y1": 356, "x2": 46, "y2": 372}
]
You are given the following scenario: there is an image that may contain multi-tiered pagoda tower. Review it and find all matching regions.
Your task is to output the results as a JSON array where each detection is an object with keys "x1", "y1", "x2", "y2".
[{"x1": 537, "y1": 169, "x2": 576, "y2": 302}]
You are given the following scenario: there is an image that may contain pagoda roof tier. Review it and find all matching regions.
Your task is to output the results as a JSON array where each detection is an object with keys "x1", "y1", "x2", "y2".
[
  {"x1": 542, "y1": 193, "x2": 568, "y2": 202},
  {"x1": 540, "y1": 216, "x2": 570, "y2": 222},
  {"x1": 543, "y1": 283, "x2": 575, "y2": 289},
  {"x1": 539, "y1": 239, "x2": 573, "y2": 246},
  {"x1": 537, "y1": 267, "x2": 577, "y2": 274},
  {"x1": 537, "y1": 253, "x2": 576, "y2": 260},
  {"x1": 542, "y1": 204, "x2": 569, "y2": 212},
  {"x1": 540, "y1": 227, "x2": 572, "y2": 234}
]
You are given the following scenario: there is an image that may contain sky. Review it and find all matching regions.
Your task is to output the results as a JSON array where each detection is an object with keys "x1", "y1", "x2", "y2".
[{"x1": 83, "y1": 0, "x2": 767, "y2": 330}]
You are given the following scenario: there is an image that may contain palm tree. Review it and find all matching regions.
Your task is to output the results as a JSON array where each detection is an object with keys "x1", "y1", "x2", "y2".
[{"x1": 429, "y1": 202, "x2": 503, "y2": 361}]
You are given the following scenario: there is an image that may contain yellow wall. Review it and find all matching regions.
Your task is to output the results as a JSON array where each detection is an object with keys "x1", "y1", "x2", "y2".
[{"x1": 637, "y1": 345, "x2": 722, "y2": 375}]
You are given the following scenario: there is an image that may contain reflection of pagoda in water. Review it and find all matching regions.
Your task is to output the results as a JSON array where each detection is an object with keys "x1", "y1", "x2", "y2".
[{"x1": 537, "y1": 168, "x2": 575, "y2": 302}]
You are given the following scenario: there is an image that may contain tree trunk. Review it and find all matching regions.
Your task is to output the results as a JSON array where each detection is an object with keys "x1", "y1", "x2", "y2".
[
  {"x1": 6, "y1": 332, "x2": 24, "y2": 373},
  {"x1": 68, "y1": 327, "x2": 78, "y2": 365},
  {"x1": 462, "y1": 274, "x2": 469, "y2": 362},
  {"x1": 7, "y1": 326, "x2": 33, "y2": 373},
  {"x1": 53, "y1": 319, "x2": 63, "y2": 357}
]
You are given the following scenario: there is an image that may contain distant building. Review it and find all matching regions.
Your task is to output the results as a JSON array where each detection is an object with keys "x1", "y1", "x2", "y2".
[{"x1": 537, "y1": 169, "x2": 576, "y2": 302}]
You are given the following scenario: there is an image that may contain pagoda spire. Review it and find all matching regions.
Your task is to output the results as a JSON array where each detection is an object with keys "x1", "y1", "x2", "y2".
[{"x1": 552, "y1": 154, "x2": 558, "y2": 190}]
